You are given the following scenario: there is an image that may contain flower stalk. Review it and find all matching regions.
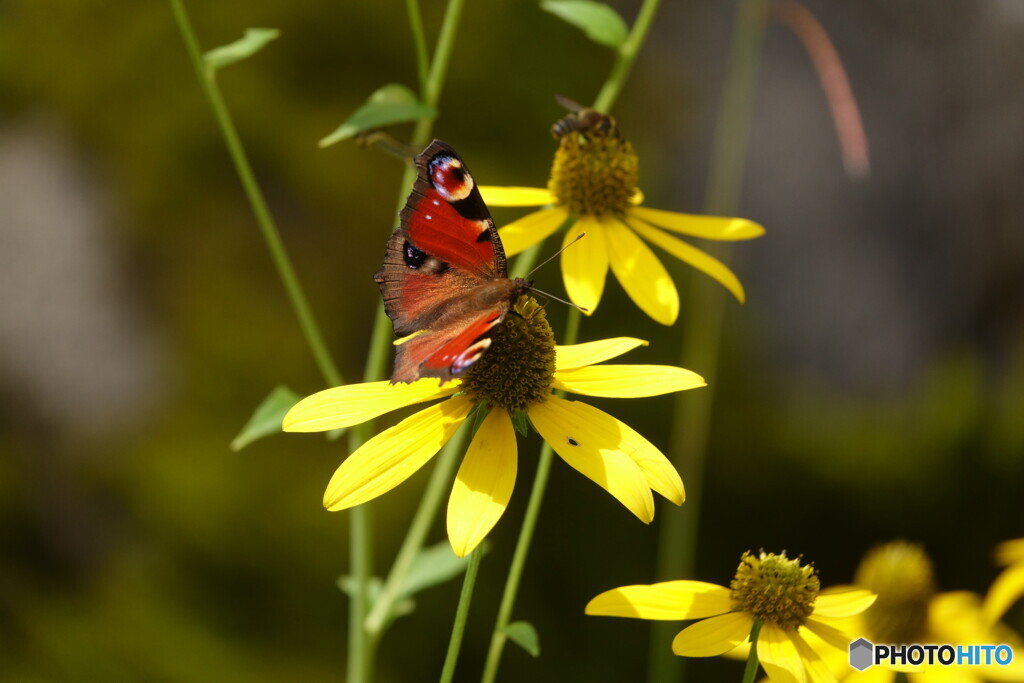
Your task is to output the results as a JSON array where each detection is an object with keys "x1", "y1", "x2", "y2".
[
  {"x1": 439, "y1": 546, "x2": 484, "y2": 683},
  {"x1": 740, "y1": 620, "x2": 763, "y2": 683}
]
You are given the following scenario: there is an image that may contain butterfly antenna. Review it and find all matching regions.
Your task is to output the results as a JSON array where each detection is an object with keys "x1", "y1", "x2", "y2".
[
  {"x1": 527, "y1": 285, "x2": 588, "y2": 313},
  {"x1": 526, "y1": 232, "x2": 587, "y2": 278}
]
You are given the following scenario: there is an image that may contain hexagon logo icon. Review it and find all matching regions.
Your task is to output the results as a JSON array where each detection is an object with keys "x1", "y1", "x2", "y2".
[{"x1": 849, "y1": 638, "x2": 874, "y2": 671}]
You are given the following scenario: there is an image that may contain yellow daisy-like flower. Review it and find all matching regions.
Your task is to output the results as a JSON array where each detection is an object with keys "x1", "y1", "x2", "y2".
[
  {"x1": 283, "y1": 297, "x2": 705, "y2": 558},
  {"x1": 586, "y1": 550, "x2": 876, "y2": 682},
  {"x1": 844, "y1": 541, "x2": 1024, "y2": 683},
  {"x1": 984, "y1": 538, "x2": 1024, "y2": 624},
  {"x1": 479, "y1": 130, "x2": 765, "y2": 325}
]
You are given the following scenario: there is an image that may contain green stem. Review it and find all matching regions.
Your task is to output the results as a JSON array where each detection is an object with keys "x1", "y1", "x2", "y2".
[
  {"x1": 647, "y1": 2, "x2": 767, "y2": 682},
  {"x1": 592, "y1": 0, "x2": 662, "y2": 112},
  {"x1": 439, "y1": 546, "x2": 483, "y2": 683},
  {"x1": 740, "y1": 621, "x2": 763, "y2": 683},
  {"x1": 364, "y1": 421, "x2": 473, "y2": 636},
  {"x1": 169, "y1": 0, "x2": 342, "y2": 388},
  {"x1": 405, "y1": 0, "x2": 430, "y2": 92},
  {"x1": 480, "y1": 307, "x2": 580, "y2": 683}
]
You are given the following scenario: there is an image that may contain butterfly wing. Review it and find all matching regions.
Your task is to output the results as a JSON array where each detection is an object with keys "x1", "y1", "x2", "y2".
[{"x1": 375, "y1": 140, "x2": 515, "y2": 383}]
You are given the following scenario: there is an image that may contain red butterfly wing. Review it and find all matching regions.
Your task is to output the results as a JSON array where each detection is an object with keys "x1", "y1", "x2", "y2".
[{"x1": 375, "y1": 140, "x2": 523, "y2": 384}]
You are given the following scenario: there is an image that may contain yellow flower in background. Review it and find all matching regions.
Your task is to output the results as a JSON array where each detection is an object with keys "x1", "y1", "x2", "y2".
[
  {"x1": 480, "y1": 129, "x2": 764, "y2": 325},
  {"x1": 284, "y1": 298, "x2": 704, "y2": 558},
  {"x1": 984, "y1": 538, "x2": 1024, "y2": 624},
  {"x1": 844, "y1": 541, "x2": 1024, "y2": 683},
  {"x1": 586, "y1": 550, "x2": 876, "y2": 682}
]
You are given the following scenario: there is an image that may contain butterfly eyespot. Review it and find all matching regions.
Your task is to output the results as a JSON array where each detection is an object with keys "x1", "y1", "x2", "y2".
[
  {"x1": 567, "y1": 437, "x2": 579, "y2": 447},
  {"x1": 429, "y1": 154, "x2": 474, "y2": 202},
  {"x1": 403, "y1": 241, "x2": 428, "y2": 269}
]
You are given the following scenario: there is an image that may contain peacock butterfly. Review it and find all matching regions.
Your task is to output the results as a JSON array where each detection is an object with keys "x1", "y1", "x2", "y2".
[{"x1": 375, "y1": 140, "x2": 531, "y2": 384}]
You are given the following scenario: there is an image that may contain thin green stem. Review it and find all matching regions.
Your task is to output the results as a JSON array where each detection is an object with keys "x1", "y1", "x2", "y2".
[
  {"x1": 169, "y1": 0, "x2": 342, "y2": 388},
  {"x1": 592, "y1": 0, "x2": 662, "y2": 112},
  {"x1": 741, "y1": 621, "x2": 763, "y2": 683},
  {"x1": 364, "y1": 422, "x2": 473, "y2": 636},
  {"x1": 439, "y1": 546, "x2": 483, "y2": 683},
  {"x1": 480, "y1": 307, "x2": 580, "y2": 683},
  {"x1": 647, "y1": 2, "x2": 767, "y2": 682},
  {"x1": 405, "y1": 0, "x2": 430, "y2": 92}
]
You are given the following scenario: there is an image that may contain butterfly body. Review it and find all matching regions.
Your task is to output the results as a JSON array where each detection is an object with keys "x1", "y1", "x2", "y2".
[{"x1": 375, "y1": 140, "x2": 531, "y2": 384}]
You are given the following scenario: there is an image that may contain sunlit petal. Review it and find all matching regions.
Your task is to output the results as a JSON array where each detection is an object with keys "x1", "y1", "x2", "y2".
[
  {"x1": 552, "y1": 364, "x2": 705, "y2": 398},
  {"x1": 789, "y1": 629, "x2": 838, "y2": 683},
  {"x1": 812, "y1": 587, "x2": 877, "y2": 619},
  {"x1": 478, "y1": 185, "x2": 554, "y2": 207},
  {"x1": 586, "y1": 581, "x2": 732, "y2": 620},
  {"x1": 555, "y1": 338, "x2": 648, "y2": 371},
  {"x1": 984, "y1": 564, "x2": 1024, "y2": 622},
  {"x1": 803, "y1": 616, "x2": 857, "y2": 651},
  {"x1": 323, "y1": 395, "x2": 473, "y2": 510},
  {"x1": 283, "y1": 378, "x2": 455, "y2": 432},
  {"x1": 672, "y1": 612, "x2": 755, "y2": 657},
  {"x1": 561, "y1": 216, "x2": 608, "y2": 314},
  {"x1": 498, "y1": 206, "x2": 570, "y2": 257},
  {"x1": 631, "y1": 220, "x2": 746, "y2": 303},
  {"x1": 447, "y1": 410, "x2": 517, "y2": 558},
  {"x1": 604, "y1": 220, "x2": 679, "y2": 325},
  {"x1": 757, "y1": 624, "x2": 806, "y2": 683},
  {"x1": 529, "y1": 395, "x2": 654, "y2": 522},
  {"x1": 996, "y1": 539, "x2": 1024, "y2": 565},
  {"x1": 630, "y1": 206, "x2": 765, "y2": 241}
]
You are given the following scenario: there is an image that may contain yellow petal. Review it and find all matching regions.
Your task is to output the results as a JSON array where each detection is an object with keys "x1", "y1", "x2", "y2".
[
  {"x1": 604, "y1": 220, "x2": 679, "y2": 325},
  {"x1": 283, "y1": 379, "x2": 455, "y2": 433},
  {"x1": 788, "y1": 629, "x2": 838, "y2": 683},
  {"x1": 323, "y1": 395, "x2": 473, "y2": 510},
  {"x1": 552, "y1": 364, "x2": 705, "y2": 398},
  {"x1": 631, "y1": 220, "x2": 747, "y2": 303},
  {"x1": 757, "y1": 624, "x2": 806, "y2": 683},
  {"x1": 447, "y1": 410, "x2": 517, "y2": 558},
  {"x1": 478, "y1": 185, "x2": 554, "y2": 207},
  {"x1": 672, "y1": 612, "x2": 755, "y2": 657},
  {"x1": 585, "y1": 581, "x2": 732, "y2": 620},
  {"x1": 529, "y1": 395, "x2": 654, "y2": 522},
  {"x1": 555, "y1": 337, "x2": 648, "y2": 371},
  {"x1": 984, "y1": 564, "x2": 1024, "y2": 622},
  {"x1": 802, "y1": 616, "x2": 856, "y2": 651},
  {"x1": 498, "y1": 206, "x2": 569, "y2": 257},
  {"x1": 630, "y1": 206, "x2": 765, "y2": 241},
  {"x1": 996, "y1": 538, "x2": 1024, "y2": 565},
  {"x1": 811, "y1": 586, "x2": 877, "y2": 619},
  {"x1": 561, "y1": 216, "x2": 608, "y2": 314}
]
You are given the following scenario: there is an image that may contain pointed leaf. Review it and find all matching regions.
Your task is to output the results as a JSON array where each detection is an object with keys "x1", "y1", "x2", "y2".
[
  {"x1": 231, "y1": 385, "x2": 302, "y2": 451},
  {"x1": 504, "y1": 621, "x2": 540, "y2": 657},
  {"x1": 320, "y1": 84, "x2": 436, "y2": 147},
  {"x1": 337, "y1": 575, "x2": 415, "y2": 624},
  {"x1": 400, "y1": 540, "x2": 489, "y2": 599},
  {"x1": 203, "y1": 28, "x2": 280, "y2": 72},
  {"x1": 541, "y1": 1, "x2": 628, "y2": 49}
]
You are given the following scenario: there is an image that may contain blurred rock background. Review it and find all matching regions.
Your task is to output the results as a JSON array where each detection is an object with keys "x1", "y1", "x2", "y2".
[{"x1": 1, "y1": 0, "x2": 1021, "y2": 680}]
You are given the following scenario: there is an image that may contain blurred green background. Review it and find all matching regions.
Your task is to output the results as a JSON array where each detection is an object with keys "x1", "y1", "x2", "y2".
[{"x1": 1, "y1": 0, "x2": 1022, "y2": 680}]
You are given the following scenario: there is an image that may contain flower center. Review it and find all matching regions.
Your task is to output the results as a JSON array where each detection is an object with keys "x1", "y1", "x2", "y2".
[
  {"x1": 548, "y1": 132, "x2": 639, "y2": 218},
  {"x1": 854, "y1": 541, "x2": 935, "y2": 645},
  {"x1": 461, "y1": 296, "x2": 556, "y2": 413},
  {"x1": 730, "y1": 551, "x2": 820, "y2": 630}
]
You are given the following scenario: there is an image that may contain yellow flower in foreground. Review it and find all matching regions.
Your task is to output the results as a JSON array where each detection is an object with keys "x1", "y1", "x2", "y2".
[
  {"x1": 586, "y1": 550, "x2": 876, "y2": 682},
  {"x1": 480, "y1": 131, "x2": 764, "y2": 325},
  {"x1": 283, "y1": 298, "x2": 704, "y2": 557},
  {"x1": 844, "y1": 541, "x2": 1024, "y2": 683},
  {"x1": 984, "y1": 538, "x2": 1024, "y2": 624}
]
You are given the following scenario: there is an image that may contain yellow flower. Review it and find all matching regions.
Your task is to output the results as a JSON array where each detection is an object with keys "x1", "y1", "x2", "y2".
[
  {"x1": 586, "y1": 550, "x2": 876, "y2": 682},
  {"x1": 844, "y1": 541, "x2": 1024, "y2": 683},
  {"x1": 480, "y1": 131, "x2": 764, "y2": 325},
  {"x1": 283, "y1": 298, "x2": 704, "y2": 558},
  {"x1": 984, "y1": 538, "x2": 1024, "y2": 624}
]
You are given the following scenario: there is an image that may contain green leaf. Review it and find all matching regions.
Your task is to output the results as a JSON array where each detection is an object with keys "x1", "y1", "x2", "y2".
[
  {"x1": 203, "y1": 28, "x2": 280, "y2": 72},
  {"x1": 400, "y1": 540, "x2": 489, "y2": 599},
  {"x1": 504, "y1": 621, "x2": 541, "y2": 657},
  {"x1": 231, "y1": 385, "x2": 301, "y2": 451},
  {"x1": 336, "y1": 575, "x2": 415, "y2": 623},
  {"x1": 319, "y1": 83, "x2": 436, "y2": 148},
  {"x1": 541, "y1": 0, "x2": 628, "y2": 48},
  {"x1": 511, "y1": 410, "x2": 530, "y2": 437}
]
